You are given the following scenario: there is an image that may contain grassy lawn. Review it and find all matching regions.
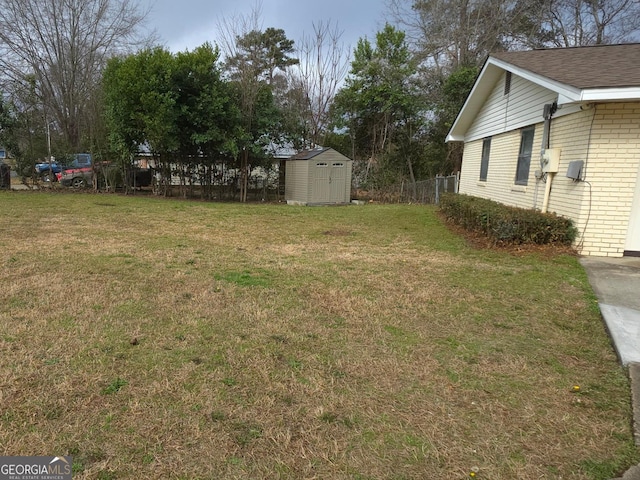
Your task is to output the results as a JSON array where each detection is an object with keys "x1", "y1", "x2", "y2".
[{"x1": 0, "y1": 191, "x2": 637, "y2": 479}]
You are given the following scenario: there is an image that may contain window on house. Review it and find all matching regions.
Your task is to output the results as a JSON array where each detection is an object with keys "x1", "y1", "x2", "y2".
[
  {"x1": 515, "y1": 127, "x2": 535, "y2": 185},
  {"x1": 480, "y1": 138, "x2": 491, "y2": 181}
]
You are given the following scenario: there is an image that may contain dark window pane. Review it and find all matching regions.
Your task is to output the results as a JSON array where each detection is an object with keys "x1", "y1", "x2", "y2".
[
  {"x1": 515, "y1": 127, "x2": 535, "y2": 185},
  {"x1": 480, "y1": 138, "x2": 491, "y2": 181}
]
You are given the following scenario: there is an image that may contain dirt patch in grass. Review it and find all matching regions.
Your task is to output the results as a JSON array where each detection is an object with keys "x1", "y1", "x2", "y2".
[{"x1": 0, "y1": 194, "x2": 636, "y2": 479}]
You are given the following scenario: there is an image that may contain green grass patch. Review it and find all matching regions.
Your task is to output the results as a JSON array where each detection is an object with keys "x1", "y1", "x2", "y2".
[
  {"x1": 0, "y1": 192, "x2": 636, "y2": 479},
  {"x1": 215, "y1": 269, "x2": 272, "y2": 287},
  {"x1": 102, "y1": 378, "x2": 128, "y2": 395}
]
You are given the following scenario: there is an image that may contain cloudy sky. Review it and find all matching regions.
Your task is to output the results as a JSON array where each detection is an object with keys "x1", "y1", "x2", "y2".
[{"x1": 146, "y1": 0, "x2": 389, "y2": 54}]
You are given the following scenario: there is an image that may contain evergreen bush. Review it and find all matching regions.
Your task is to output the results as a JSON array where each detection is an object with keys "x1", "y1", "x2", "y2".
[{"x1": 439, "y1": 193, "x2": 577, "y2": 245}]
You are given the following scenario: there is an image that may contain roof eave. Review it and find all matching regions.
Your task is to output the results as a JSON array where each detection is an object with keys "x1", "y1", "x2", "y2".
[
  {"x1": 446, "y1": 61, "x2": 502, "y2": 143},
  {"x1": 446, "y1": 133, "x2": 466, "y2": 142},
  {"x1": 490, "y1": 57, "x2": 582, "y2": 104},
  {"x1": 446, "y1": 56, "x2": 583, "y2": 143},
  {"x1": 580, "y1": 87, "x2": 640, "y2": 102}
]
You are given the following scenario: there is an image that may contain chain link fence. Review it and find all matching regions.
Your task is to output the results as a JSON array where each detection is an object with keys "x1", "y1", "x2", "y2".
[{"x1": 356, "y1": 174, "x2": 459, "y2": 205}]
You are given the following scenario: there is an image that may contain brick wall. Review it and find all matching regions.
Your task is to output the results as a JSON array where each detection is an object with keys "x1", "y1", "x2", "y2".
[
  {"x1": 570, "y1": 103, "x2": 640, "y2": 256},
  {"x1": 459, "y1": 125, "x2": 543, "y2": 209}
]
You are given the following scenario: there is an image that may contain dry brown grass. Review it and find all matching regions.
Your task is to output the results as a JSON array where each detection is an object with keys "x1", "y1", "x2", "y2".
[{"x1": 0, "y1": 192, "x2": 637, "y2": 479}]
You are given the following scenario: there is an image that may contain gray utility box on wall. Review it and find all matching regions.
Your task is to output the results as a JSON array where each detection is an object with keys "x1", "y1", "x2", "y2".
[{"x1": 566, "y1": 160, "x2": 584, "y2": 181}]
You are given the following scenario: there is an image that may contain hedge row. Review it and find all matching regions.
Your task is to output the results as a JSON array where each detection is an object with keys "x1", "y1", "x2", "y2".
[{"x1": 439, "y1": 193, "x2": 578, "y2": 245}]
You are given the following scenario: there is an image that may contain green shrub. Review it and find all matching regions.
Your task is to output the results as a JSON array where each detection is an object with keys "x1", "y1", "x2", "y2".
[{"x1": 439, "y1": 193, "x2": 578, "y2": 245}]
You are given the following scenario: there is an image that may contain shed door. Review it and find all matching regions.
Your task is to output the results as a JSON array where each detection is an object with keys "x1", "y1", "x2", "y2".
[
  {"x1": 312, "y1": 162, "x2": 330, "y2": 203},
  {"x1": 625, "y1": 164, "x2": 640, "y2": 255},
  {"x1": 330, "y1": 162, "x2": 346, "y2": 202}
]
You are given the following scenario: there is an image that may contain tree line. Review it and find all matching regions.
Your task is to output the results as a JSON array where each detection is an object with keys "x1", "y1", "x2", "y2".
[{"x1": 0, "y1": 0, "x2": 638, "y2": 198}]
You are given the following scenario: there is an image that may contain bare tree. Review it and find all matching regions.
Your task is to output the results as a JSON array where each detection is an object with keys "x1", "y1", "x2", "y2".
[
  {"x1": 387, "y1": 0, "x2": 640, "y2": 68},
  {"x1": 217, "y1": 5, "x2": 265, "y2": 203},
  {"x1": 538, "y1": 0, "x2": 640, "y2": 46},
  {"x1": 288, "y1": 21, "x2": 350, "y2": 148},
  {"x1": 389, "y1": 0, "x2": 578, "y2": 71},
  {"x1": 389, "y1": 0, "x2": 518, "y2": 70},
  {"x1": 216, "y1": 3, "x2": 264, "y2": 71},
  {"x1": 217, "y1": 3, "x2": 298, "y2": 202},
  {"x1": 0, "y1": 0, "x2": 149, "y2": 151}
]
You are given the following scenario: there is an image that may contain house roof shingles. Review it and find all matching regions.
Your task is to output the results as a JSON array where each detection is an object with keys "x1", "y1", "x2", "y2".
[{"x1": 492, "y1": 43, "x2": 640, "y2": 89}]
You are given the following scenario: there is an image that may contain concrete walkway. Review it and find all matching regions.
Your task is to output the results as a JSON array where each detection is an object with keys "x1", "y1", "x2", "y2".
[
  {"x1": 581, "y1": 257, "x2": 640, "y2": 365},
  {"x1": 580, "y1": 256, "x2": 640, "y2": 480}
]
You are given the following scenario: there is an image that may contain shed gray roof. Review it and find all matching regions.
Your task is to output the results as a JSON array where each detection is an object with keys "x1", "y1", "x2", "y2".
[
  {"x1": 492, "y1": 43, "x2": 640, "y2": 89},
  {"x1": 289, "y1": 147, "x2": 331, "y2": 160}
]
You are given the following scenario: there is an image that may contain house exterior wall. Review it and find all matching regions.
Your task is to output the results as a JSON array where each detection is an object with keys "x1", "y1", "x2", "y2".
[
  {"x1": 459, "y1": 101, "x2": 640, "y2": 257},
  {"x1": 459, "y1": 124, "x2": 544, "y2": 209},
  {"x1": 627, "y1": 161, "x2": 640, "y2": 253},
  {"x1": 466, "y1": 71, "x2": 557, "y2": 143},
  {"x1": 565, "y1": 103, "x2": 640, "y2": 256}
]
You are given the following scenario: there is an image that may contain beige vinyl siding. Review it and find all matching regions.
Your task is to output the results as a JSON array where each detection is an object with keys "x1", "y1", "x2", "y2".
[
  {"x1": 465, "y1": 76, "x2": 505, "y2": 140},
  {"x1": 466, "y1": 72, "x2": 557, "y2": 142}
]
